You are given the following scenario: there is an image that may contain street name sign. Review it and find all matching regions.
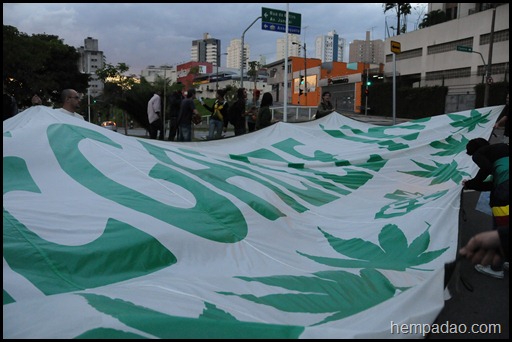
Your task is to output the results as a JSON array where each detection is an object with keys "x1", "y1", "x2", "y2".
[
  {"x1": 262, "y1": 7, "x2": 301, "y2": 34},
  {"x1": 456, "y1": 45, "x2": 473, "y2": 53}
]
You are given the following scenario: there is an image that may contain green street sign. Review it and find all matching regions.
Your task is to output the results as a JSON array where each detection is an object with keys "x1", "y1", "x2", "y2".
[
  {"x1": 262, "y1": 7, "x2": 301, "y2": 34},
  {"x1": 456, "y1": 45, "x2": 473, "y2": 53}
]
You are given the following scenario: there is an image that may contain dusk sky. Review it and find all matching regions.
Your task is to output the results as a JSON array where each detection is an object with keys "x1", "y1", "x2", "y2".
[{"x1": 4, "y1": 3, "x2": 427, "y2": 75}]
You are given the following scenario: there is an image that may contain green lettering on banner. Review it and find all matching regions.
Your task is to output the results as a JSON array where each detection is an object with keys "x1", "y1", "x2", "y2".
[
  {"x1": 3, "y1": 156, "x2": 176, "y2": 295},
  {"x1": 47, "y1": 124, "x2": 248, "y2": 243}
]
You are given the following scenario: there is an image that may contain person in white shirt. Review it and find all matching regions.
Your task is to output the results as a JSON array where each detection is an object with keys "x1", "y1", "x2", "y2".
[
  {"x1": 147, "y1": 90, "x2": 164, "y2": 140},
  {"x1": 59, "y1": 89, "x2": 84, "y2": 120}
]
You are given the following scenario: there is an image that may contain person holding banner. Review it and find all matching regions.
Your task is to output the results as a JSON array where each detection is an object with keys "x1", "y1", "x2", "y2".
[{"x1": 462, "y1": 138, "x2": 509, "y2": 278}]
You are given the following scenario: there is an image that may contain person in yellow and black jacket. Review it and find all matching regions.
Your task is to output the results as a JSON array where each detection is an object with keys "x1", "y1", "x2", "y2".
[
  {"x1": 462, "y1": 138, "x2": 509, "y2": 279},
  {"x1": 199, "y1": 88, "x2": 229, "y2": 140}
]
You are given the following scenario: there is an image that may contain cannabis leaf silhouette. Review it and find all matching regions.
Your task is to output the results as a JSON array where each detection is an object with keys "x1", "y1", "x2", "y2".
[
  {"x1": 429, "y1": 136, "x2": 470, "y2": 156},
  {"x1": 220, "y1": 224, "x2": 448, "y2": 326},
  {"x1": 220, "y1": 268, "x2": 397, "y2": 326},
  {"x1": 375, "y1": 189, "x2": 449, "y2": 219},
  {"x1": 78, "y1": 293, "x2": 304, "y2": 338},
  {"x1": 398, "y1": 159, "x2": 471, "y2": 185},
  {"x1": 298, "y1": 224, "x2": 448, "y2": 271},
  {"x1": 448, "y1": 109, "x2": 491, "y2": 133}
]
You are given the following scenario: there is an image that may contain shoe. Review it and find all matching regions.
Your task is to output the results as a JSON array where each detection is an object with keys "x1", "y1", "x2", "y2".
[
  {"x1": 474, "y1": 264, "x2": 504, "y2": 279},
  {"x1": 504, "y1": 262, "x2": 509, "y2": 271}
]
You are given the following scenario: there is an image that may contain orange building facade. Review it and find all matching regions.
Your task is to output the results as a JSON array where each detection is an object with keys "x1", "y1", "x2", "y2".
[{"x1": 267, "y1": 57, "x2": 382, "y2": 113}]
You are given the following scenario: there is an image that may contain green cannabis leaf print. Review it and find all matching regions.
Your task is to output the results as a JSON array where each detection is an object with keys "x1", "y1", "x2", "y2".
[
  {"x1": 77, "y1": 294, "x2": 304, "y2": 339},
  {"x1": 375, "y1": 189, "x2": 448, "y2": 219},
  {"x1": 398, "y1": 159, "x2": 471, "y2": 185},
  {"x1": 298, "y1": 224, "x2": 448, "y2": 271},
  {"x1": 220, "y1": 268, "x2": 397, "y2": 326},
  {"x1": 429, "y1": 136, "x2": 470, "y2": 156},
  {"x1": 448, "y1": 109, "x2": 492, "y2": 133},
  {"x1": 220, "y1": 224, "x2": 448, "y2": 326}
]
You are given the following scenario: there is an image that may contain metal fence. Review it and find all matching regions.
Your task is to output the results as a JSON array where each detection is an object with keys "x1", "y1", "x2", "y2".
[{"x1": 198, "y1": 105, "x2": 318, "y2": 127}]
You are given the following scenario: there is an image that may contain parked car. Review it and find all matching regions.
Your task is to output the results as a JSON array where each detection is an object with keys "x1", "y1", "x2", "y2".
[{"x1": 101, "y1": 121, "x2": 117, "y2": 132}]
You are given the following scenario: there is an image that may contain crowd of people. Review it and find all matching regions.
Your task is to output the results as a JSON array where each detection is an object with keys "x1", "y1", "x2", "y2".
[{"x1": 146, "y1": 87, "x2": 277, "y2": 142}]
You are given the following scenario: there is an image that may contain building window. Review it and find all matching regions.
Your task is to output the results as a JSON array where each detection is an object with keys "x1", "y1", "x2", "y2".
[
  {"x1": 427, "y1": 38, "x2": 473, "y2": 55},
  {"x1": 425, "y1": 67, "x2": 471, "y2": 81},
  {"x1": 480, "y1": 29, "x2": 509, "y2": 45}
]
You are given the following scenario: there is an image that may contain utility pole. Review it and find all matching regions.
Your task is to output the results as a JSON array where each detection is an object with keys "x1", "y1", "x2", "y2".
[
  {"x1": 303, "y1": 42, "x2": 307, "y2": 106},
  {"x1": 484, "y1": 7, "x2": 496, "y2": 107},
  {"x1": 241, "y1": 16, "x2": 261, "y2": 89},
  {"x1": 216, "y1": 53, "x2": 228, "y2": 91},
  {"x1": 292, "y1": 41, "x2": 307, "y2": 106}
]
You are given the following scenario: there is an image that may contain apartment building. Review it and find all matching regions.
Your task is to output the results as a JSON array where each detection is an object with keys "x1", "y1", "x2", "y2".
[{"x1": 383, "y1": 3, "x2": 509, "y2": 112}]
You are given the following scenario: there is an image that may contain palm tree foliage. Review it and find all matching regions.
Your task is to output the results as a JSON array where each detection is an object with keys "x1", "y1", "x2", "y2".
[{"x1": 383, "y1": 3, "x2": 412, "y2": 35}]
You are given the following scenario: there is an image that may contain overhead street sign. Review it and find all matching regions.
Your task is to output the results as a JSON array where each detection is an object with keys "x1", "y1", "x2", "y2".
[
  {"x1": 262, "y1": 7, "x2": 301, "y2": 34},
  {"x1": 456, "y1": 45, "x2": 473, "y2": 53},
  {"x1": 391, "y1": 40, "x2": 401, "y2": 54}
]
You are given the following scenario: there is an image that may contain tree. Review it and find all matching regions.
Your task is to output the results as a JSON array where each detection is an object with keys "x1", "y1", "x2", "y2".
[
  {"x1": 383, "y1": 3, "x2": 412, "y2": 35},
  {"x1": 419, "y1": 9, "x2": 449, "y2": 29},
  {"x1": 247, "y1": 61, "x2": 261, "y2": 92},
  {"x1": 96, "y1": 62, "x2": 137, "y2": 133},
  {"x1": 3, "y1": 25, "x2": 89, "y2": 108}
]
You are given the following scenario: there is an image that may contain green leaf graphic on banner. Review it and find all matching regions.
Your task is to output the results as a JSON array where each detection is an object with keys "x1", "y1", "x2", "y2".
[
  {"x1": 297, "y1": 224, "x2": 448, "y2": 271},
  {"x1": 219, "y1": 223, "x2": 447, "y2": 326},
  {"x1": 448, "y1": 108, "x2": 491, "y2": 133},
  {"x1": 375, "y1": 189, "x2": 449, "y2": 218},
  {"x1": 221, "y1": 269, "x2": 397, "y2": 326},
  {"x1": 429, "y1": 136, "x2": 470, "y2": 156},
  {"x1": 321, "y1": 123, "x2": 426, "y2": 151},
  {"x1": 398, "y1": 159, "x2": 471, "y2": 185},
  {"x1": 78, "y1": 293, "x2": 304, "y2": 339}
]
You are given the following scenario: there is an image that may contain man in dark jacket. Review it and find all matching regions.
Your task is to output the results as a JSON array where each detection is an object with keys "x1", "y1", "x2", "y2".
[
  {"x1": 167, "y1": 90, "x2": 183, "y2": 141},
  {"x1": 462, "y1": 138, "x2": 509, "y2": 278},
  {"x1": 226, "y1": 88, "x2": 247, "y2": 136}
]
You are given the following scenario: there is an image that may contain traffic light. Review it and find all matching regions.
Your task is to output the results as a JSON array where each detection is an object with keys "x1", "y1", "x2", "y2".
[
  {"x1": 299, "y1": 88, "x2": 304, "y2": 96},
  {"x1": 299, "y1": 75, "x2": 305, "y2": 85},
  {"x1": 366, "y1": 80, "x2": 372, "y2": 86},
  {"x1": 364, "y1": 88, "x2": 369, "y2": 95}
]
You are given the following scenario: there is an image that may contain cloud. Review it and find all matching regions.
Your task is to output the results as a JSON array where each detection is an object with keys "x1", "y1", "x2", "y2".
[{"x1": 3, "y1": 3, "x2": 427, "y2": 75}]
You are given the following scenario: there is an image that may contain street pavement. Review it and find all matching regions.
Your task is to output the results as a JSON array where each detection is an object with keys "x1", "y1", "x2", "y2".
[{"x1": 122, "y1": 115, "x2": 509, "y2": 339}]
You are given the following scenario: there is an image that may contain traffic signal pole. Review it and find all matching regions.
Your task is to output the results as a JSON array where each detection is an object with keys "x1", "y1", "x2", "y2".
[
  {"x1": 304, "y1": 42, "x2": 307, "y2": 106},
  {"x1": 364, "y1": 66, "x2": 369, "y2": 116}
]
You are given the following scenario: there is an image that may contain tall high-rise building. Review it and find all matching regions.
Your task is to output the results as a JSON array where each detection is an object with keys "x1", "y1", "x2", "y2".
[
  {"x1": 348, "y1": 31, "x2": 384, "y2": 64},
  {"x1": 226, "y1": 38, "x2": 250, "y2": 70},
  {"x1": 276, "y1": 34, "x2": 302, "y2": 60},
  {"x1": 77, "y1": 37, "x2": 104, "y2": 97},
  {"x1": 191, "y1": 33, "x2": 221, "y2": 66},
  {"x1": 315, "y1": 30, "x2": 345, "y2": 63}
]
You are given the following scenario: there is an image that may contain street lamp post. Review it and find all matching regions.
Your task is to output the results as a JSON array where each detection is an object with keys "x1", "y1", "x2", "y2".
[
  {"x1": 216, "y1": 53, "x2": 228, "y2": 91},
  {"x1": 241, "y1": 16, "x2": 261, "y2": 89},
  {"x1": 292, "y1": 41, "x2": 307, "y2": 106}
]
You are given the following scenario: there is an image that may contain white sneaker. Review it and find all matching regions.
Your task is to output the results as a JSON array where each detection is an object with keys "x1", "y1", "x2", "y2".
[
  {"x1": 474, "y1": 264, "x2": 504, "y2": 279},
  {"x1": 504, "y1": 262, "x2": 509, "y2": 271}
]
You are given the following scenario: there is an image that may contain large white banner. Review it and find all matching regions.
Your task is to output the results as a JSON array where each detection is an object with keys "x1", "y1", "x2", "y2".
[{"x1": 3, "y1": 105, "x2": 503, "y2": 338}]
